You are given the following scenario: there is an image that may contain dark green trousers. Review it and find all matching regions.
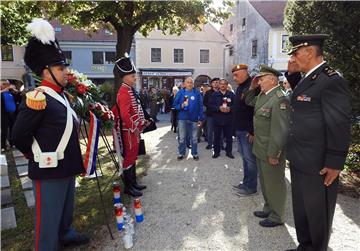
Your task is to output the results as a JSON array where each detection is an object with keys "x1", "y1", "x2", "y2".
[{"x1": 257, "y1": 157, "x2": 287, "y2": 223}]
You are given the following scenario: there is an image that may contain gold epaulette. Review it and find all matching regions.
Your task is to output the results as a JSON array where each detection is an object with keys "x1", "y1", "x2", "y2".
[{"x1": 26, "y1": 89, "x2": 46, "y2": 110}]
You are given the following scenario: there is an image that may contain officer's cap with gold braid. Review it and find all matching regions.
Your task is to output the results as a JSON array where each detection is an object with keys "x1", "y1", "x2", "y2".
[
  {"x1": 232, "y1": 64, "x2": 248, "y2": 73},
  {"x1": 288, "y1": 34, "x2": 328, "y2": 55}
]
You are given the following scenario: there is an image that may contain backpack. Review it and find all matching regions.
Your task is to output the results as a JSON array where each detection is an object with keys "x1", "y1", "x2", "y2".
[{"x1": 2, "y1": 92, "x2": 16, "y2": 113}]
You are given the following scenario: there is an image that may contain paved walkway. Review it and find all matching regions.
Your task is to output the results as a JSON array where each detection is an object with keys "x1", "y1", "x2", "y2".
[{"x1": 102, "y1": 117, "x2": 360, "y2": 251}]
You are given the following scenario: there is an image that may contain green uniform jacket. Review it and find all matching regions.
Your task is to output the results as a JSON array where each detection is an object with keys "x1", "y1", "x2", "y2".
[{"x1": 245, "y1": 85, "x2": 290, "y2": 161}]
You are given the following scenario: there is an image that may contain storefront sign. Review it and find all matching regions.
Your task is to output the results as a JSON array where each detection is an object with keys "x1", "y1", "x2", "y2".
[
  {"x1": 91, "y1": 65, "x2": 107, "y2": 72},
  {"x1": 142, "y1": 71, "x2": 192, "y2": 77}
]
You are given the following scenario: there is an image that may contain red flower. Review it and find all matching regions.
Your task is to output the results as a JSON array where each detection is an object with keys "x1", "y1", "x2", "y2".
[
  {"x1": 102, "y1": 112, "x2": 110, "y2": 120},
  {"x1": 67, "y1": 73, "x2": 76, "y2": 84},
  {"x1": 76, "y1": 83, "x2": 88, "y2": 95}
]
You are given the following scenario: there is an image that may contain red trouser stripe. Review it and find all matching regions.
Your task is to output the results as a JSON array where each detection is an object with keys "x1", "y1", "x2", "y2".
[{"x1": 35, "y1": 181, "x2": 41, "y2": 251}]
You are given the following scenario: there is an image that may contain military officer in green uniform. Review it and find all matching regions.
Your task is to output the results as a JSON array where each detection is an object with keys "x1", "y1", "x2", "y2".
[
  {"x1": 285, "y1": 34, "x2": 351, "y2": 251},
  {"x1": 244, "y1": 65, "x2": 289, "y2": 228}
]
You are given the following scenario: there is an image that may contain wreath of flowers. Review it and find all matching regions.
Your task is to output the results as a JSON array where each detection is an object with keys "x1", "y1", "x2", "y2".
[{"x1": 65, "y1": 70, "x2": 114, "y2": 130}]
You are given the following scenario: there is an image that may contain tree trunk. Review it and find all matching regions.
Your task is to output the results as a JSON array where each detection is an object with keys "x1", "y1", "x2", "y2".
[{"x1": 112, "y1": 26, "x2": 135, "y2": 104}]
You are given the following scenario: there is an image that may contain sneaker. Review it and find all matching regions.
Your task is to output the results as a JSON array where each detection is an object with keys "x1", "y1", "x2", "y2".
[
  {"x1": 235, "y1": 188, "x2": 257, "y2": 197},
  {"x1": 193, "y1": 155, "x2": 199, "y2": 161},
  {"x1": 232, "y1": 182, "x2": 244, "y2": 190},
  {"x1": 177, "y1": 155, "x2": 184, "y2": 161}
]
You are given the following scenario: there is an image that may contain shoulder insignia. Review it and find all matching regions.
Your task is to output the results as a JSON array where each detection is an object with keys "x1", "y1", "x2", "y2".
[
  {"x1": 276, "y1": 90, "x2": 284, "y2": 98},
  {"x1": 311, "y1": 74, "x2": 318, "y2": 80},
  {"x1": 280, "y1": 102, "x2": 287, "y2": 110},
  {"x1": 26, "y1": 89, "x2": 46, "y2": 110},
  {"x1": 323, "y1": 66, "x2": 339, "y2": 77}
]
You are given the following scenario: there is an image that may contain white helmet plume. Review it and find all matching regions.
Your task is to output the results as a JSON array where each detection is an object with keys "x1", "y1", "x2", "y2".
[{"x1": 26, "y1": 18, "x2": 55, "y2": 45}]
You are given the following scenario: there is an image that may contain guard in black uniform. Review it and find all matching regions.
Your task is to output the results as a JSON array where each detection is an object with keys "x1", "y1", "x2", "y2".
[
  {"x1": 285, "y1": 34, "x2": 351, "y2": 251},
  {"x1": 11, "y1": 19, "x2": 89, "y2": 251}
]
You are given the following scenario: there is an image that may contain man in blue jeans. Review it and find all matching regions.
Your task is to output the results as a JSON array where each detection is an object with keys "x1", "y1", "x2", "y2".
[
  {"x1": 173, "y1": 77, "x2": 204, "y2": 160},
  {"x1": 232, "y1": 64, "x2": 258, "y2": 196}
]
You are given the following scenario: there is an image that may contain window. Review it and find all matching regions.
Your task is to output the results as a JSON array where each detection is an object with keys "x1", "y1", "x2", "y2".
[
  {"x1": 252, "y1": 40, "x2": 257, "y2": 57},
  {"x1": 62, "y1": 51, "x2": 72, "y2": 65},
  {"x1": 92, "y1": 51, "x2": 116, "y2": 65},
  {"x1": 105, "y1": 51, "x2": 116, "y2": 64},
  {"x1": 281, "y1": 34, "x2": 289, "y2": 53},
  {"x1": 92, "y1": 51, "x2": 104, "y2": 64},
  {"x1": 229, "y1": 46, "x2": 234, "y2": 56},
  {"x1": 1, "y1": 45, "x2": 13, "y2": 61},
  {"x1": 242, "y1": 18, "x2": 246, "y2": 27},
  {"x1": 151, "y1": 48, "x2": 161, "y2": 62},
  {"x1": 174, "y1": 49, "x2": 184, "y2": 63},
  {"x1": 200, "y1": 49, "x2": 209, "y2": 63},
  {"x1": 230, "y1": 24, "x2": 233, "y2": 32}
]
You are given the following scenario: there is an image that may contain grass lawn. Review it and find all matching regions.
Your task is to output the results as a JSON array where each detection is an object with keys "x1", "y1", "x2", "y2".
[{"x1": 1, "y1": 134, "x2": 150, "y2": 251}]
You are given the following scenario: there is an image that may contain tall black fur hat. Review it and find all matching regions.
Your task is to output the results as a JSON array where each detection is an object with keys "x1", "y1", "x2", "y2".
[
  {"x1": 24, "y1": 18, "x2": 69, "y2": 76},
  {"x1": 115, "y1": 53, "x2": 137, "y2": 78}
]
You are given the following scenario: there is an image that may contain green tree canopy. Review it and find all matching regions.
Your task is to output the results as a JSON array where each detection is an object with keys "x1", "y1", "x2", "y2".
[
  {"x1": 284, "y1": 0, "x2": 360, "y2": 118},
  {"x1": 1, "y1": 0, "x2": 232, "y2": 96}
]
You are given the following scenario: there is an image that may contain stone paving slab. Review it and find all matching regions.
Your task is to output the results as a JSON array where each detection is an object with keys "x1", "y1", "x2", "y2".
[
  {"x1": 12, "y1": 149, "x2": 23, "y2": 158},
  {"x1": 1, "y1": 164, "x2": 8, "y2": 176},
  {"x1": 0, "y1": 154, "x2": 6, "y2": 165},
  {"x1": 16, "y1": 165, "x2": 28, "y2": 177},
  {"x1": 1, "y1": 175, "x2": 10, "y2": 188},
  {"x1": 24, "y1": 190, "x2": 35, "y2": 208},
  {"x1": 14, "y1": 156, "x2": 28, "y2": 166},
  {"x1": 1, "y1": 207, "x2": 17, "y2": 230},
  {"x1": 1, "y1": 188, "x2": 12, "y2": 206},
  {"x1": 20, "y1": 176, "x2": 32, "y2": 190}
]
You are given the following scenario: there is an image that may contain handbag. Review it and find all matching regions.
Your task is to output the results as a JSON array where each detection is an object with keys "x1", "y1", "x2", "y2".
[
  {"x1": 142, "y1": 119, "x2": 157, "y2": 133},
  {"x1": 138, "y1": 139, "x2": 146, "y2": 155}
]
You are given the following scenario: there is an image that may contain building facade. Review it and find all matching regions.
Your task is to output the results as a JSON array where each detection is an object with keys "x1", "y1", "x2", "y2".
[
  {"x1": 221, "y1": 0, "x2": 288, "y2": 78},
  {"x1": 135, "y1": 23, "x2": 228, "y2": 89},
  {"x1": 1, "y1": 45, "x2": 26, "y2": 83}
]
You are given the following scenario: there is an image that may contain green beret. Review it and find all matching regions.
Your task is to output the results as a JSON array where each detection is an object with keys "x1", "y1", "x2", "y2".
[
  {"x1": 288, "y1": 34, "x2": 328, "y2": 55},
  {"x1": 255, "y1": 65, "x2": 282, "y2": 78}
]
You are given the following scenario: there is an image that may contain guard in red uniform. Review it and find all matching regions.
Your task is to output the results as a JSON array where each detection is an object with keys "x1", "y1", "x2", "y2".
[{"x1": 115, "y1": 54, "x2": 149, "y2": 197}]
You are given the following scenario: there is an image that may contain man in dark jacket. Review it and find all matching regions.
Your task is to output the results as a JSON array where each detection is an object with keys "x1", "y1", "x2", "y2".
[
  {"x1": 203, "y1": 78, "x2": 219, "y2": 149},
  {"x1": 11, "y1": 19, "x2": 89, "y2": 250},
  {"x1": 210, "y1": 79, "x2": 235, "y2": 159},
  {"x1": 232, "y1": 64, "x2": 258, "y2": 196},
  {"x1": 285, "y1": 34, "x2": 351, "y2": 251}
]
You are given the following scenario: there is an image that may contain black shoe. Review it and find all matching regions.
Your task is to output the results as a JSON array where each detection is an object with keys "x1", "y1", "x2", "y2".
[
  {"x1": 60, "y1": 233, "x2": 90, "y2": 247},
  {"x1": 177, "y1": 155, "x2": 184, "y2": 161},
  {"x1": 205, "y1": 145, "x2": 212, "y2": 150},
  {"x1": 133, "y1": 183, "x2": 147, "y2": 190},
  {"x1": 253, "y1": 211, "x2": 270, "y2": 218},
  {"x1": 259, "y1": 219, "x2": 283, "y2": 228},
  {"x1": 212, "y1": 153, "x2": 220, "y2": 158},
  {"x1": 187, "y1": 144, "x2": 191, "y2": 149},
  {"x1": 284, "y1": 249, "x2": 297, "y2": 251},
  {"x1": 124, "y1": 186, "x2": 143, "y2": 197},
  {"x1": 193, "y1": 155, "x2": 199, "y2": 161},
  {"x1": 226, "y1": 153, "x2": 235, "y2": 159}
]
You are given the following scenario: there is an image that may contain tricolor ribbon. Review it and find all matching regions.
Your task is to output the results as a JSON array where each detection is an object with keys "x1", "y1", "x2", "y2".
[{"x1": 84, "y1": 111, "x2": 100, "y2": 176}]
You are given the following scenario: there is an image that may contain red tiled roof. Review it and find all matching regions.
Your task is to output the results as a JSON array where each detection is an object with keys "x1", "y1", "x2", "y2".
[
  {"x1": 50, "y1": 20, "x2": 117, "y2": 42},
  {"x1": 249, "y1": 1, "x2": 287, "y2": 27}
]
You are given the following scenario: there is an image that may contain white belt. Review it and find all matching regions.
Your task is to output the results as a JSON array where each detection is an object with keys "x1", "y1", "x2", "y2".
[{"x1": 32, "y1": 86, "x2": 76, "y2": 167}]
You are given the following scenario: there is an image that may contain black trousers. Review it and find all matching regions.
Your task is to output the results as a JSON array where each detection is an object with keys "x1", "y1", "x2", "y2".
[
  {"x1": 290, "y1": 166, "x2": 339, "y2": 251},
  {"x1": 213, "y1": 124, "x2": 232, "y2": 155},
  {"x1": 123, "y1": 164, "x2": 137, "y2": 188}
]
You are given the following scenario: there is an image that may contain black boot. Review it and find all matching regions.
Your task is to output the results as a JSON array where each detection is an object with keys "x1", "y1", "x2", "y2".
[
  {"x1": 131, "y1": 164, "x2": 147, "y2": 190},
  {"x1": 123, "y1": 168, "x2": 142, "y2": 197}
]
